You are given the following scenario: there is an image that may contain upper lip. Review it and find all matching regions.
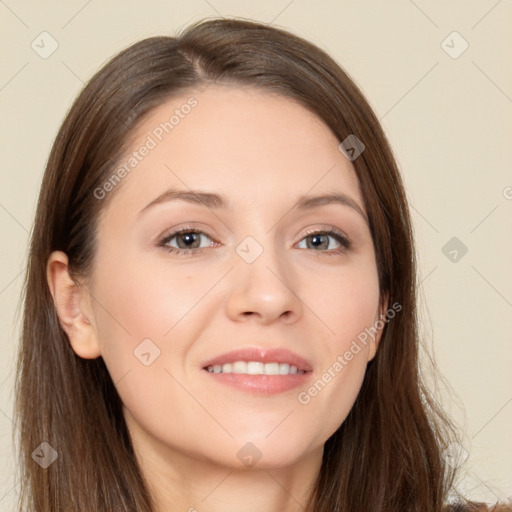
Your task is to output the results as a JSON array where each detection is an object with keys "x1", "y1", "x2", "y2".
[{"x1": 201, "y1": 347, "x2": 313, "y2": 372}]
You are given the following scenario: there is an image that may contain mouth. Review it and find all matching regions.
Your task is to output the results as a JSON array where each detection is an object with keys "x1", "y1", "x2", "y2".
[
  {"x1": 201, "y1": 347, "x2": 313, "y2": 395},
  {"x1": 205, "y1": 361, "x2": 306, "y2": 375}
]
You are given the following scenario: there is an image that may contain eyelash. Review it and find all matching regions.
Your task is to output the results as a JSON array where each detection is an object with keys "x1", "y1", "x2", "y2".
[{"x1": 158, "y1": 226, "x2": 352, "y2": 257}]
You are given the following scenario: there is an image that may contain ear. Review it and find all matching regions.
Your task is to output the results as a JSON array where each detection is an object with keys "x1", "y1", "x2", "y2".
[
  {"x1": 46, "y1": 251, "x2": 101, "y2": 359},
  {"x1": 367, "y1": 292, "x2": 389, "y2": 362}
]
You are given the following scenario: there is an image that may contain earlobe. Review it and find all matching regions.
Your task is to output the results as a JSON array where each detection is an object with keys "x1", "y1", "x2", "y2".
[{"x1": 46, "y1": 251, "x2": 101, "y2": 359}]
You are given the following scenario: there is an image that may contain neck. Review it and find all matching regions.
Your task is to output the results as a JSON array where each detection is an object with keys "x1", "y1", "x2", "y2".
[{"x1": 126, "y1": 412, "x2": 323, "y2": 512}]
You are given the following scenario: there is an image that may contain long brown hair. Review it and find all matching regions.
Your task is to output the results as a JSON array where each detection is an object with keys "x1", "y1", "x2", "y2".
[{"x1": 15, "y1": 17, "x2": 486, "y2": 512}]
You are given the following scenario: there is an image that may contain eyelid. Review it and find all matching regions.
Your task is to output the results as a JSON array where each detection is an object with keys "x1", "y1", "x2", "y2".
[
  {"x1": 157, "y1": 220, "x2": 219, "y2": 240},
  {"x1": 299, "y1": 225, "x2": 351, "y2": 246}
]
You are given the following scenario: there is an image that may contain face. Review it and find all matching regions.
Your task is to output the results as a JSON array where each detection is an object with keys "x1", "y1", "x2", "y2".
[{"x1": 75, "y1": 85, "x2": 385, "y2": 470}]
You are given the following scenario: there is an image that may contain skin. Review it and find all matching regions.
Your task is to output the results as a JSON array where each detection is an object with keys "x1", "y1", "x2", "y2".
[{"x1": 47, "y1": 85, "x2": 387, "y2": 512}]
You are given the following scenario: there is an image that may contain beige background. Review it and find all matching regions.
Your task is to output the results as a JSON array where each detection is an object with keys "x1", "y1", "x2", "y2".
[{"x1": 1, "y1": 0, "x2": 511, "y2": 508}]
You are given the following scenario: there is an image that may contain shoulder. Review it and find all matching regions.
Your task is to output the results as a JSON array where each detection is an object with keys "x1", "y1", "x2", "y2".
[{"x1": 443, "y1": 503, "x2": 512, "y2": 511}]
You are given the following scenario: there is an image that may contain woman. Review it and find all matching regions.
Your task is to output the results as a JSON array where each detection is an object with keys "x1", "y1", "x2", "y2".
[{"x1": 15, "y1": 17, "x2": 509, "y2": 512}]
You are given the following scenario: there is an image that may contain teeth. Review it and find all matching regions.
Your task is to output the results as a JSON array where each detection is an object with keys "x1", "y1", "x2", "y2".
[
  {"x1": 264, "y1": 362, "x2": 279, "y2": 375},
  {"x1": 232, "y1": 361, "x2": 246, "y2": 374},
  {"x1": 206, "y1": 361, "x2": 305, "y2": 375},
  {"x1": 247, "y1": 361, "x2": 264, "y2": 375}
]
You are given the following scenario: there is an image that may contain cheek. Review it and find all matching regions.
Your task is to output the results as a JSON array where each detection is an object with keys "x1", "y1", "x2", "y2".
[
  {"x1": 307, "y1": 255, "x2": 381, "y2": 347},
  {"x1": 91, "y1": 252, "x2": 212, "y2": 344},
  {"x1": 295, "y1": 258, "x2": 380, "y2": 437},
  {"x1": 88, "y1": 256, "x2": 218, "y2": 446},
  {"x1": 88, "y1": 250, "x2": 235, "y2": 432},
  {"x1": 296, "y1": 311, "x2": 375, "y2": 446}
]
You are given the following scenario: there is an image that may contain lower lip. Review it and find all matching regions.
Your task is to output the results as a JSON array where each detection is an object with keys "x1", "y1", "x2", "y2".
[{"x1": 202, "y1": 369, "x2": 312, "y2": 395}]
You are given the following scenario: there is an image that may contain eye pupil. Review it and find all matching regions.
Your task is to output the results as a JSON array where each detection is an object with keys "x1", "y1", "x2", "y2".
[
  {"x1": 309, "y1": 234, "x2": 328, "y2": 250},
  {"x1": 178, "y1": 232, "x2": 200, "y2": 248}
]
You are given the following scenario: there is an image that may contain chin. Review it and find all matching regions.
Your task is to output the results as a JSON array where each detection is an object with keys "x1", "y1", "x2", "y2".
[{"x1": 225, "y1": 434, "x2": 320, "y2": 470}]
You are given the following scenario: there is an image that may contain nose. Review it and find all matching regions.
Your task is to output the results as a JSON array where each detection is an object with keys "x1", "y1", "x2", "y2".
[{"x1": 225, "y1": 240, "x2": 303, "y2": 325}]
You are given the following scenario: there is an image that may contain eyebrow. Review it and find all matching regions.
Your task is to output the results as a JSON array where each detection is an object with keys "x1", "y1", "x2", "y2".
[{"x1": 138, "y1": 188, "x2": 368, "y2": 223}]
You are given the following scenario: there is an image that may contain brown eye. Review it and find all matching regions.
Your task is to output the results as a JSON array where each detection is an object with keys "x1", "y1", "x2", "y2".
[
  {"x1": 305, "y1": 233, "x2": 332, "y2": 250},
  {"x1": 174, "y1": 232, "x2": 202, "y2": 249},
  {"x1": 296, "y1": 230, "x2": 351, "y2": 253},
  {"x1": 159, "y1": 229, "x2": 215, "y2": 254}
]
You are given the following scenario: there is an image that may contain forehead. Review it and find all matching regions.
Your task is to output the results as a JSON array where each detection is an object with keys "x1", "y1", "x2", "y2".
[{"x1": 101, "y1": 85, "x2": 363, "y2": 220}]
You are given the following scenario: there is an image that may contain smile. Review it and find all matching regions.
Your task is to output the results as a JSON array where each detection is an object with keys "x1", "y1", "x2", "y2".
[{"x1": 205, "y1": 361, "x2": 306, "y2": 375}]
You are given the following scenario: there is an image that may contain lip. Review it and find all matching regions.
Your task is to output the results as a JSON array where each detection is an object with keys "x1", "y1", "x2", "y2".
[
  {"x1": 201, "y1": 347, "x2": 313, "y2": 372},
  {"x1": 201, "y1": 347, "x2": 313, "y2": 396}
]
